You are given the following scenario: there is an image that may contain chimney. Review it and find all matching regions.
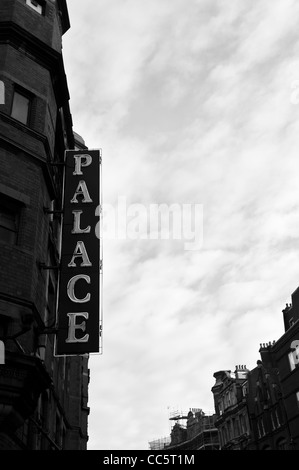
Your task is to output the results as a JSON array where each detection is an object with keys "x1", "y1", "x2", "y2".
[
  {"x1": 234, "y1": 365, "x2": 249, "y2": 380},
  {"x1": 259, "y1": 341, "x2": 276, "y2": 368}
]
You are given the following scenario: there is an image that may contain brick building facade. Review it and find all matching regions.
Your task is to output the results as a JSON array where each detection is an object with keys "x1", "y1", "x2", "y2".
[
  {"x1": 211, "y1": 286, "x2": 299, "y2": 450},
  {"x1": 0, "y1": 0, "x2": 89, "y2": 450},
  {"x1": 211, "y1": 367, "x2": 252, "y2": 449}
]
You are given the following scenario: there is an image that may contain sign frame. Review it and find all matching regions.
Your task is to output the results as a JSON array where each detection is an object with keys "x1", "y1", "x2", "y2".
[{"x1": 55, "y1": 148, "x2": 102, "y2": 357}]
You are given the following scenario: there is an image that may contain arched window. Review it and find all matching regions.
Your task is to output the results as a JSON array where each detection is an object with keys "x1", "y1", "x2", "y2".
[
  {"x1": 219, "y1": 428, "x2": 225, "y2": 446},
  {"x1": 276, "y1": 437, "x2": 288, "y2": 450},
  {"x1": 234, "y1": 417, "x2": 240, "y2": 437},
  {"x1": 240, "y1": 414, "x2": 246, "y2": 434},
  {"x1": 227, "y1": 420, "x2": 232, "y2": 440},
  {"x1": 223, "y1": 426, "x2": 227, "y2": 444}
]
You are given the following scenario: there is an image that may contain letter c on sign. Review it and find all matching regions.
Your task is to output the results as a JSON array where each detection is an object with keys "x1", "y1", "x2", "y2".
[{"x1": 67, "y1": 275, "x2": 91, "y2": 303}]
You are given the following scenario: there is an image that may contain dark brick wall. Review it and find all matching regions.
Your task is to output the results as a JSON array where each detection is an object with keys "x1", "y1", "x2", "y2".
[
  {"x1": 1, "y1": 0, "x2": 63, "y2": 52},
  {"x1": 0, "y1": 0, "x2": 90, "y2": 451},
  {"x1": 0, "y1": 44, "x2": 57, "y2": 152},
  {"x1": 0, "y1": 147, "x2": 50, "y2": 306}
]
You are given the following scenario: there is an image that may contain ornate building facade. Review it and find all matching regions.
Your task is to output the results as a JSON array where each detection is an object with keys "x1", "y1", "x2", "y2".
[{"x1": 212, "y1": 286, "x2": 299, "y2": 450}]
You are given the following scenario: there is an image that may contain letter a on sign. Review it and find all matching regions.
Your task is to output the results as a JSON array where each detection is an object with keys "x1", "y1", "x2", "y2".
[{"x1": 55, "y1": 149, "x2": 102, "y2": 356}]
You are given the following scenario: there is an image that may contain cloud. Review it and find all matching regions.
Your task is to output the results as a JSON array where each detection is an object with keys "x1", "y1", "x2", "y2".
[{"x1": 63, "y1": 0, "x2": 299, "y2": 450}]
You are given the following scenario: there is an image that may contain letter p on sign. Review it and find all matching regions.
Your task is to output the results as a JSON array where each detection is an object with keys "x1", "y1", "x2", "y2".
[
  {"x1": 0, "y1": 81, "x2": 4, "y2": 105},
  {"x1": 0, "y1": 340, "x2": 4, "y2": 365}
]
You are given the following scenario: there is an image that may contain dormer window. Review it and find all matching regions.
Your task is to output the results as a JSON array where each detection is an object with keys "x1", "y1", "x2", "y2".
[{"x1": 25, "y1": 0, "x2": 43, "y2": 15}]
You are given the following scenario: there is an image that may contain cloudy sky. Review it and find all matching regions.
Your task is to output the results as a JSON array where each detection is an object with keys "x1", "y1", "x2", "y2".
[{"x1": 62, "y1": 0, "x2": 299, "y2": 450}]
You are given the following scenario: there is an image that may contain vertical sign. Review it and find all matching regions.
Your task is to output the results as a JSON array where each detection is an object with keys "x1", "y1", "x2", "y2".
[{"x1": 55, "y1": 149, "x2": 101, "y2": 356}]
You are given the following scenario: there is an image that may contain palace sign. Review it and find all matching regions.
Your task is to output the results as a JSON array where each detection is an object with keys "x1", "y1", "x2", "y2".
[{"x1": 56, "y1": 149, "x2": 101, "y2": 356}]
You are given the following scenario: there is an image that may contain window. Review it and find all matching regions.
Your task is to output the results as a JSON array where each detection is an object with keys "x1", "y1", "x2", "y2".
[
  {"x1": 25, "y1": 0, "x2": 43, "y2": 14},
  {"x1": 261, "y1": 418, "x2": 265, "y2": 436},
  {"x1": 275, "y1": 409, "x2": 281, "y2": 427},
  {"x1": 240, "y1": 414, "x2": 246, "y2": 434},
  {"x1": 223, "y1": 426, "x2": 227, "y2": 444},
  {"x1": 227, "y1": 420, "x2": 232, "y2": 440},
  {"x1": 234, "y1": 418, "x2": 240, "y2": 437},
  {"x1": 257, "y1": 418, "x2": 265, "y2": 438},
  {"x1": 289, "y1": 317, "x2": 294, "y2": 327},
  {"x1": 270, "y1": 412, "x2": 276, "y2": 430},
  {"x1": 257, "y1": 421, "x2": 261, "y2": 438},
  {"x1": 296, "y1": 391, "x2": 299, "y2": 410},
  {"x1": 0, "y1": 200, "x2": 19, "y2": 245},
  {"x1": 232, "y1": 418, "x2": 238, "y2": 438},
  {"x1": 11, "y1": 90, "x2": 31, "y2": 125},
  {"x1": 276, "y1": 438, "x2": 288, "y2": 450}
]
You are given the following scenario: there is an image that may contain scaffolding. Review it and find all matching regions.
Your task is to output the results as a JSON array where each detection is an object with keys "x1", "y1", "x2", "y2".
[
  {"x1": 149, "y1": 436, "x2": 171, "y2": 450},
  {"x1": 149, "y1": 408, "x2": 219, "y2": 450},
  {"x1": 168, "y1": 409, "x2": 189, "y2": 429},
  {"x1": 168, "y1": 408, "x2": 208, "y2": 429},
  {"x1": 169, "y1": 410, "x2": 219, "y2": 450}
]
